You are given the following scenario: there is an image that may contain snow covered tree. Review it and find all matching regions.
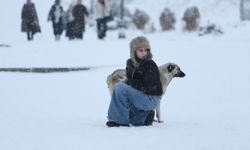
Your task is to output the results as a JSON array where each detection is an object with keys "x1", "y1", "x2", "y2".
[
  {"x1": 108, "y1": 0, "x2": 132, "y2": 18},
  {"x1": 159, "y1": 8, "x2": 176, "y2": 31},
  {"x1": 132, "y1": 9, "x2": 150, "y2": 30},
  {"x1": 240, "y1": 0, "x2": 250, "y2": 21},
  {"x1": 182, "y1": 6, "x2": 200, "y2": 31}
]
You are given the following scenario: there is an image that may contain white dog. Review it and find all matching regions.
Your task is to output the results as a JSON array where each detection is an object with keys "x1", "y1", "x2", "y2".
[{"x1": 106, "y1": 63, "x2": 185, "y2": 123}]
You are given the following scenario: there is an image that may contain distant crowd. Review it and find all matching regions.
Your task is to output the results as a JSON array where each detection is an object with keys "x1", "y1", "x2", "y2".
[{"x1": 21, "y1": 0, "x2": 112, "y2": 41}]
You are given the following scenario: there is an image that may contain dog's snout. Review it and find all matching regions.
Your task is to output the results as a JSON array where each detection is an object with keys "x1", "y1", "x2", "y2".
[
  {"x1": 179, "y1": 70, "x2": 185, "y2": 77},
  {"x1": 174, "y1": 69, "x2": 185, "y2": 77}
]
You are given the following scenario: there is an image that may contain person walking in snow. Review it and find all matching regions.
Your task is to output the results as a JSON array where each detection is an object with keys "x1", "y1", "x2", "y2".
[
  {"x1": 106, "y1": 36, "x2": 163, "y2": 127},
  {"x1": 21, "y1": 0, "x2": 41, "y2": 41},
  {"x1": 48, "y1": 0, "x2": 64, "y2": 41},
  {"x1": 72, "y1": 0, "x2": 89, "y2": 39},
  {"x1": 95, "y1": 0, "x2": 111, "y2": 39},
  {"x1": 65, "y1": 4, "x2": 75, "y2": 40}
]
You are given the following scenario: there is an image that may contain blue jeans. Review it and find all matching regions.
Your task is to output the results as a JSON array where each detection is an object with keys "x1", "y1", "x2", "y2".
[{"x1": 107, "y1": 83, "x2": 161, "y2": 126}]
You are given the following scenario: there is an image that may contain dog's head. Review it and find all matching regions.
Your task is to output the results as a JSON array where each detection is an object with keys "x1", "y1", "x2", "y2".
[
  {"x1": 160, "y1": 63, "x2": 185, "y2": 78},
  {"x1": 107, "y1": 69, "x2": 127, "y2": 87},
  {"x1": 106, "y1": 69, "x2": 127, "y2": 95}
]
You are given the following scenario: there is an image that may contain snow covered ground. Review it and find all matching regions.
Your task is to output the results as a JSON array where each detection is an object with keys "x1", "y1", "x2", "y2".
[{"x1": 1, "y1": 0, "x2": 250, "y2": 150}]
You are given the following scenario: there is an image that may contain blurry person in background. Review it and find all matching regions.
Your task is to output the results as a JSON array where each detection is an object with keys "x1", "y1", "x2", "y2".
[
  {"x1": 65, "y1": 4, "x2": 75, "y2": 40},
  {"x1": 48, "y1": 0, "x2": 64, "y2": 41},
  {"x1": 72, "y1": 0, "x2": 89, "y2": 39},
  {"x1": 21, "y1": 0, "x2": 41, "y2": 41},
  {"x1": 95, "y1": 0, "x2": 111, "y2": 39}
]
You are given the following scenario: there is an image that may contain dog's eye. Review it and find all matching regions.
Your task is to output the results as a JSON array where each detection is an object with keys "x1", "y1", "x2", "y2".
[{"x1": 167, "y1": 65, "x2": 174, "y2": 72}]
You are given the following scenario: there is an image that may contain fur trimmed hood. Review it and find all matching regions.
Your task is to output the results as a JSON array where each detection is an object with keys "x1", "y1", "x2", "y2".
[{"x1": 129, "y1": 36, "x2": 153, "y2": 67}]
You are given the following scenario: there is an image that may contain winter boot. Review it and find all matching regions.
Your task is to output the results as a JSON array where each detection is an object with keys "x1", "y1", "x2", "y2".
[
  {"x1": 144, "y1": 110, "x2": 155, "y2": 126},
  {"x1": 106, "y1": 121, "x2": 129, "y2": 127}
]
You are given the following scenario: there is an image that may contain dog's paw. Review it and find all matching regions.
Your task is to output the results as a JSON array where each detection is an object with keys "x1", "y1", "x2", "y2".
[
  {"x1": 158, "y1": 120, "x2": 164, "y2": 123},
  {"x1": 153, "y1": 119, "x2": 164, "y2": 123}
]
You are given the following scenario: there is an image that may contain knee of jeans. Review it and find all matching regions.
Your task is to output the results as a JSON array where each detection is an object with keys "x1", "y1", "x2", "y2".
[{"x1": 114, "y1": 83, "x2": 127, "y2": 93}]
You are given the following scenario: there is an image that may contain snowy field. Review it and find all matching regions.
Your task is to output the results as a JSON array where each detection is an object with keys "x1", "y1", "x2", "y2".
[{"x1": 1, "y1": 0, "x2": 250, "y2": 150}]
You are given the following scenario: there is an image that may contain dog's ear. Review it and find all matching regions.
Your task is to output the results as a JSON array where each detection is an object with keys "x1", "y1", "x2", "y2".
[{"x1": 167, "y1": 65, "x2": 175, "y2": 72}]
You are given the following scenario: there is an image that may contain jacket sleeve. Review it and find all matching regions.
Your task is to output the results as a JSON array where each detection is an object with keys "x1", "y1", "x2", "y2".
[
  {"x1": 84, "y1": 6, "x2": 89, "y2": 17},
  {"x1": 126, "y1": 59, "x2": 145, "y2": 90},
  {"x1": 72, "y1": 6, "x2": 77, "y2": 17},
  {"x1": 32, "y1": 4, "x2": 39, "y2": 22},
  {"x1": 126, "y1": 59, "x2": 134, "y2": 80},
  {"x1": 141, "y1": 60, "x2": 163, "y2": 95},
  {"x1": 21, "y1": 5, "x2": 25, "y2": 20},
  {"x1": 142, "y1": 61, "x2": 158, "y2": 85},
  {"x1": 48, "y1": 6, "x2": 53, "y2": 21}
]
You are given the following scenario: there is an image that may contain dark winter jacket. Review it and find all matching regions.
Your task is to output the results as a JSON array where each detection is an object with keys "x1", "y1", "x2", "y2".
[
  {"x1": 21, "y1": 3, "x2": 40, "y2": 33},
  {"x1": 48, "y1": 4, "x2": 64, "y2": 24},
  {"x1": 72, "y1": 4, "x2": 89, "y2": 32},
  {"x1": 126, "y1": 58, "x2": 163, "y2": 96}
]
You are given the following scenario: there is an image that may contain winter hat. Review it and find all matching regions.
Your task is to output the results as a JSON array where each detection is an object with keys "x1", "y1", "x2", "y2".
[{"x1": 129, "y1": 36, "x2": 153, "y2": 67}]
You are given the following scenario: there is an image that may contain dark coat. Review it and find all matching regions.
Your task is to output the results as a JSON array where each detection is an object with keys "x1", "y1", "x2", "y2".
[
  {"x1": 72, "y1": 4, "x2": 89, "y2": 33},
  {"x1": 21, "y1": 3, "x2": 41, "y2": 33},
  {"x1": 48, "y1": 4, "x2": 64, "y2": 24},
  {"x1": 126, "y1": 58, "x2": 163, "y2": 96},
  {"x1": 65, "y1": 9, "x2": 74, "y2": 39},
  {"x1": 48, "y1": 4, "x2": 64, "y2": 35}
]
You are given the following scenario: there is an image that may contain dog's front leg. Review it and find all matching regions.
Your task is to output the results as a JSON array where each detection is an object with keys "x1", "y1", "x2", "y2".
[{"x1": 156, "y1": 106, "x2": 164, "y2": 123}]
